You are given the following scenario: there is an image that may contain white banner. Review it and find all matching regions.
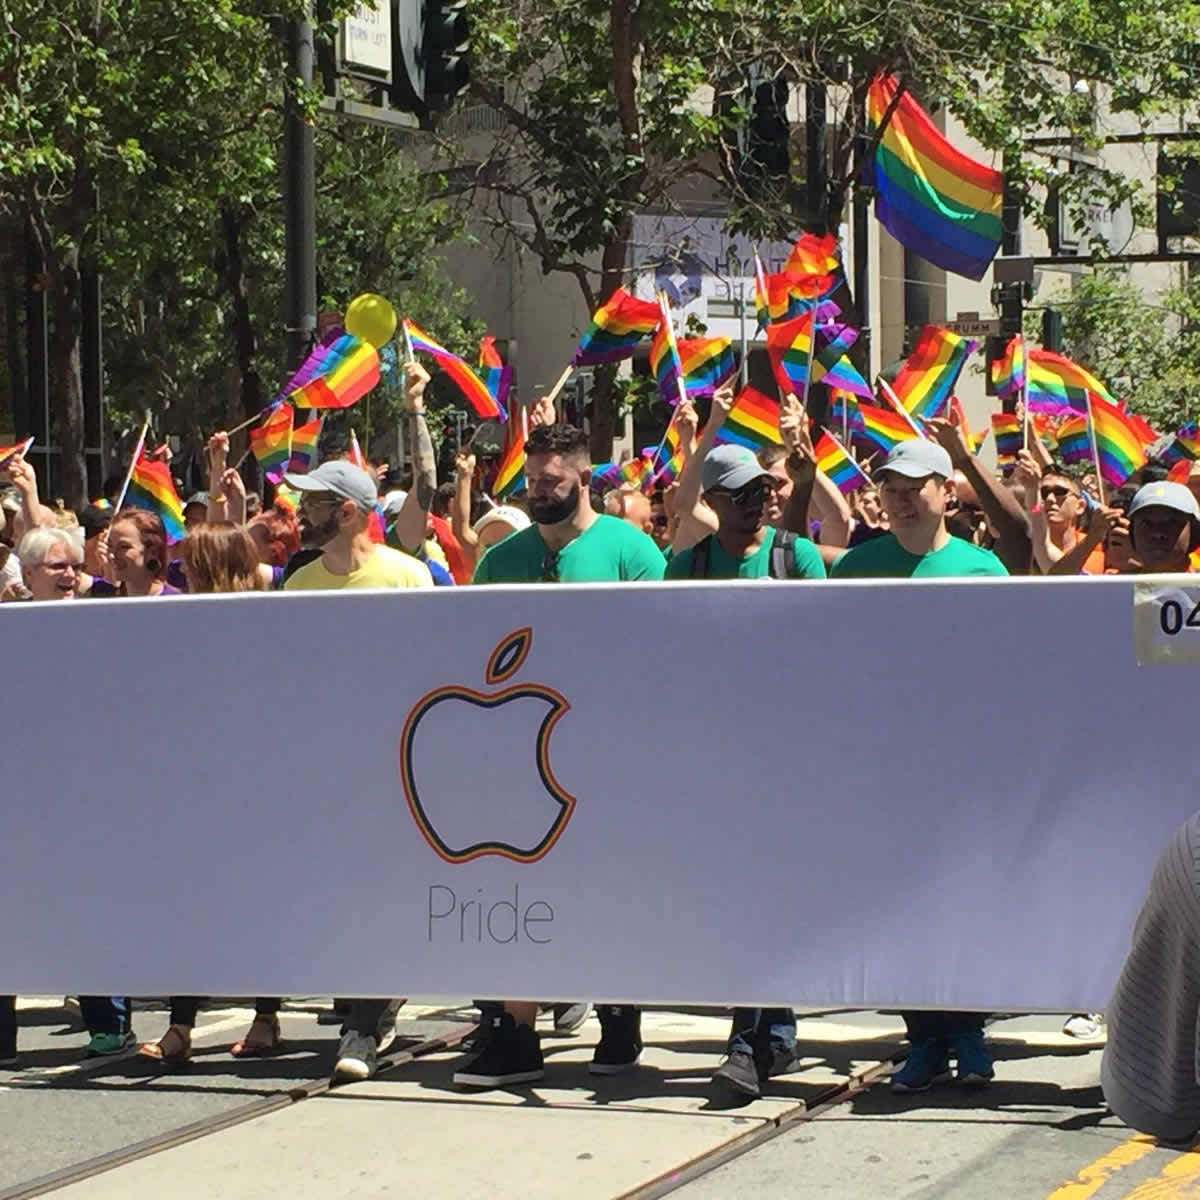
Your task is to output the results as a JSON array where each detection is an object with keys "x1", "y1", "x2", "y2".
[{"x1": 3, "y1": 578, "x2": 1190, "y2": 1010}]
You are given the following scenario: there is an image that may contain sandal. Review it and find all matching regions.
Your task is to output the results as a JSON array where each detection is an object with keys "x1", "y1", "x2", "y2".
[
  {"x1": 137, "y1": 1024, "x2": 192, "y2": 1065},
  {"x1": 230, "y1": 1014, "x2": 281, "y2": 1059}
]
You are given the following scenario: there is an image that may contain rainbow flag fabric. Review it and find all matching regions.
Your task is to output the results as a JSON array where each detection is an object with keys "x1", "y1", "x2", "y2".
[
  {"x1": 990, "y1": 413, "x2": 1022, "y2": 467},
  {"x1": 0, "y1": 437, "x2": 34, "y2": 469},
  {"x1": 492, "y1": 406, "x2": 528, "y2": 500},
  {"x1": 766, "y1": 316, "x2": 873, "y2": 400},
  {"x1": 1161, "y1": 420, "x2": 1200, "y2": 466},
  {"x1": 991, "y1": 335, "x2": 1026, "y2": 398},
  {"x1": 785, "y1": 233, "x2": 840, "y2": 285},
  {"x1": 1027, "y1": 350, "x2": 1116, "y2": 413},
  {"x1": 288, "y1": 333, "x2": 380, "y2": 410},
  {"x1": 249, "y1": 403, "x2": 293, "y2": 484},
  {"x1": 404, "y1": 320, "x2": 504, "y2": 420},
  {"x1": 618, "y1": 457, "x2": 654, "y2": 490},
  {"x1": 866, "y1": 73, "x2": 1004, "y2": 281},
  {"x1": 288, "y1": 415, "x2": 322, "y2": 473},
  {"x1": 830, "y1": 389, "x2": 866, "y2": 438},
  {"x1": 714, "y1": 387, "x2": 783, "y2": 451},
  {"x1": 478, "y1": 336, "x2": 513, "y2": 416},
  {"x1": 346, "y1": 430, "x2": 367, "y2": 471},
  {"x1": 1055, "y1": 414, "x2": 1091, "y2": 465},
  {"x1": 858, "y1": 404, "x2": 919, "y2": 454},
  {"x1": 572, "y1": 289, "x2": 661, "y2": 366},
  {"x1": 646, "y1": 419, "x2": 685, "y2": 484},
  {"x1": 814, "y1": 431, "x2": 870, "y2": 495},
  {"x1": 1091, "y1": 402, "x2": 1148, "y2": 487},
  {"x1": 590, "y1": 462, "x2": 623, "y2": 490},
  {"x1": 649, "y1": 328, "x2": 737, "y2": 402},
  {"x1": 892, "y1": 326, "x2": 978, "y2": 420},
  {"x1": 125, "y1": 454, "x2": 185, "y2": 543}
]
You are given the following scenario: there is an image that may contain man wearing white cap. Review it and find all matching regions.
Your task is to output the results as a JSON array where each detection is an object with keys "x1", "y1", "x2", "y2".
[
  {"x1": 830, "y1": 440, "x2": 1008, "y2": 580},
  {"x1": 1125, "y1": 480, "x2": 1200, "y2": 574},
  {"x1": 473, "y1": 504, "x2": 531, "y2": 551}
]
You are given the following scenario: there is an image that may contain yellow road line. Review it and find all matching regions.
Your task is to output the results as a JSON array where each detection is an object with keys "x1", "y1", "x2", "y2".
[
  {"x1": 1121, "y1": 1148, "x2": 1200, "y2": 1198},
  {"x1": 1044, "y1": 1135, "x2": 1159, "y2": 1200}
]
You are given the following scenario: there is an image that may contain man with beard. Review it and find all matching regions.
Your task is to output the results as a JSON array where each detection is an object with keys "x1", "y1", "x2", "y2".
[
  {"x1": 459, "y1": 423, "x2": 662, "y2": 1090},
  {"x1": 281, "y1": 459, "x2": 430, "y2": 1083},
  {"x1": 281, "y1": 461, "x2": 432, "y2": 593}
]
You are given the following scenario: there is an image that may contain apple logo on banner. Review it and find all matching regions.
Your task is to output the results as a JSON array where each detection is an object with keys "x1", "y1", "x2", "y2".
[{"x1": 399, "y1": 628, "x2": 576, "y2": 865}]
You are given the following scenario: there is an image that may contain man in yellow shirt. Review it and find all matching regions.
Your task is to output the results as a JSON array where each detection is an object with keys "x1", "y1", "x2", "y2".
[
  {"x1": 281, "y1": 458, "x2": 429, "y2": 1083},
  {"x1": 283, "y1": 460, "x2": 433, "y2": 592}
]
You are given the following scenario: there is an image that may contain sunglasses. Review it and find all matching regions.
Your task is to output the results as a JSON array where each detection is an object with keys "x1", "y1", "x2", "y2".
[
  {"x1": 1040, "y1": 485, "x2": 1072, "y2": 501},
  {"x1": 540, "y1": 550, "x2": 559, "y2": 583},
  {"x1": 712, "y1": 480, "x2": 774, "y2": 508}
]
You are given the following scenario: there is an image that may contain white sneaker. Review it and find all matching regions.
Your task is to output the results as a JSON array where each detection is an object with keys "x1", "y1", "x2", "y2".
[
  {"x1": 1062, "y1": 1014, "x2": 1105, "y2": 1039},
  {"x1": 333, "y1": 1031, "x2": 377, "y2": 1083}
]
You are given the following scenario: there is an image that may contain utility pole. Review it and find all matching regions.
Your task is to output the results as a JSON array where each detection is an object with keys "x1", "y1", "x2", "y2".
[{"x1": 283, "y1": 14, "x2": 317, "y2": 374}]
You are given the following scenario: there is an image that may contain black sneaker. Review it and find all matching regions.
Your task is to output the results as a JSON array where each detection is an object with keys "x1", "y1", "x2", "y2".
[
  {"x1": 762, "y1": 1044, "x2": 802, "y2": 1079},
  {"x1": 462, "y1": 1003, "x2": 504, "y2": 1053},
  {"x1": 452, "y1": 1013, "x2": 544, "y2": 1088},
  {"x1": 713, "y1": 1049, "x2": 759, "y2": 1097},
  {"x1": 589, "y1": 1006, "x2": 642, "y2": 1075}
]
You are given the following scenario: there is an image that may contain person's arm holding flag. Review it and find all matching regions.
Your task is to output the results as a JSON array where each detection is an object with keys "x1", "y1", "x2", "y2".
[
  {"x1": 391, "y1": 361, "x2": 437, "y2": 555},
  {"x1": 669, "y1": 390, "x2": 728, "y2": 553},
  {"x1": 926, "y1": 417, "x2": 1031, "y2": 574},
  {"x1": 1013, "y1": 450, "x2": 1059, "y2": 573}
]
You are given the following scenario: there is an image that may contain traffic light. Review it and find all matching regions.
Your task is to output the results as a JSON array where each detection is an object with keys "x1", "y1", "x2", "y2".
[
  {"x1": 1042, "y1": 307, "x2": 1064, "y2": 352},
  {"x1": 423, "y1": 0, "x2": 470, "y2": 115}
]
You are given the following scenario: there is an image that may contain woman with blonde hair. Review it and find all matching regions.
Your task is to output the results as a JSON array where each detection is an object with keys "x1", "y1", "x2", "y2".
[{"x1": 178, "y1": 523, "x2": 271, "y2": 593}]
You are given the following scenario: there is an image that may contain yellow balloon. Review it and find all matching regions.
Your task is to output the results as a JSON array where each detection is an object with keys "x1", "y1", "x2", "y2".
[{"x1": 344, "y1": 293, "x2": 397, "y2": 348}]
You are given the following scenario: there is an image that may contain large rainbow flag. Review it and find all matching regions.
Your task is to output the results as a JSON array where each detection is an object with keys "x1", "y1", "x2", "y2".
[
  {"x1": 572, "y1": 289, "x2": 661, "y2": 365},
  {"x1": 714, "y1": 387, "x2": 783, "y2": 451},
  {"x1": 405, "y1": 320, "x2": 505, "y2": 420},
  {"x1": 478, "y1": 336, "x2": 513, "y2": 416},
  {"x1": 892, "y1": 326, "x2": 978, "y2": 420},
  {"x1": 287, "y1": 333, "x2": 380, "y2": 410},
  {"x1": 991, "y1": 334, "x2": 1026, "y2": 398},
  {"x1": 1027, "y1": 350, "x2": 1116, "y2": 412},
  {"x1": 492, "y1": 404, "x2": 528, "y2": 500},
  {"x1": 858, "y1": 404, "x2": 919, "y2": 454},
  {"x1": 866, "y1": 73, "x2": 1004, "y2": 281},
  {"x1": 125, "y1": 454, "x2": 186, "y2": 543}
]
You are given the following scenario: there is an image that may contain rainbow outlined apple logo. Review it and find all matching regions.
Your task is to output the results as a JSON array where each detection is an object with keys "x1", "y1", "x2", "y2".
[{"x1": 399, "y1": 628, "x2": 576, "y2": 865}]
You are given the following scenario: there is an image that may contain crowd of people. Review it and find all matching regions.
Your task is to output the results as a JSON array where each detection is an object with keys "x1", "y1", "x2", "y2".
[{"x1": 3, "y1": 360, "x2": 1196, "y2": 1114}]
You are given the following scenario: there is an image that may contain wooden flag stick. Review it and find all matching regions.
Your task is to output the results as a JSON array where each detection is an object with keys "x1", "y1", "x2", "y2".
[
  {"x1": 657, "y1": 290, "x2": 689, "y2": 409},
  {"x1": 112, "y1": 413, "x2": 150, "y2": 513},
  {"x1": 542, "y1": 363, "x2": 575, "y2": 409},
  {"x1": 1085, "y1": 394, "x2": 1107, "y2": 506},
  {"x1": 877, "y1": 378, "x2": 925, "y2": 437},
  {"x1": 225, "y1": 407, "x2": 270, "y2": 438},
  {"x1": 402, "y1": 319, "x2": 416, "y2": 364}
]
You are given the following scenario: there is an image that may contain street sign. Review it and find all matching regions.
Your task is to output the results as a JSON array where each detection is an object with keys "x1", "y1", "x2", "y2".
[
  {"x1": 946, "y1": 317, "x2": 1001, "y2": 337},
  {"x1": 340, "y1": 0, "x2": 392, "y2": 80}
]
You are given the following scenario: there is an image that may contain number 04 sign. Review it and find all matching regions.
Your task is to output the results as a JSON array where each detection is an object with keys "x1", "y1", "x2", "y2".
[{"x1": 1133, "y1": 583, "x2": 1200, "y2": 664}]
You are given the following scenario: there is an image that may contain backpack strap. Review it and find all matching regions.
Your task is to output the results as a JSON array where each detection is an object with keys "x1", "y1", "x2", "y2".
[
  {"x1": 769, "y1": 529, "x2": 799, "y2": 579},
  {"x1": 690, "y1": 535, "x2": 713, "y2": 579}
]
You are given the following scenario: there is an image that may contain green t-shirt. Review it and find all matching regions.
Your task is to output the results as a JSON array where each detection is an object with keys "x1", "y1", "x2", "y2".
[
  {"x1": 830, "y1": 532, "x2": 1008, "y2": 579},
  {"x1": 472, "y1": 514, "x2": 666, "y2": 583},
  {"x1": 664, "y1": 528, "x2": 826, "y2": 580}
]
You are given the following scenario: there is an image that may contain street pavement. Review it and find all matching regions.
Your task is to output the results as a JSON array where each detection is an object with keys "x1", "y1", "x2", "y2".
[{"x1": 0, "y1": 1001, "x2": 1196, "y2": 1199}]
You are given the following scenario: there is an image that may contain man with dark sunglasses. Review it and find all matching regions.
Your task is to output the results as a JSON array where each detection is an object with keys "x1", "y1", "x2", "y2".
[
  {"x1": 462, "y1": 422, "x2": 664, "y2": 1089},
  {"x1": 665, "y1": 444, "x2": 825, "y2": 585},
  {"x1": 1013, "y1": 452, "x2": 1101, "y2": 574}
]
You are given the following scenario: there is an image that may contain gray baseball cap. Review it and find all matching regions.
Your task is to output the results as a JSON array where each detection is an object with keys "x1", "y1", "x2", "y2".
[
  {"x1": 1128, "y1": 480, "x2": 1200, "y2": 520},
  {"x1": 701, "y1": 444, "x2": 774, "y2": 493},
  {"x1": 282, "y1": 460, "x2": 378, "y2": 512},
  {"x1": 878, "y1": 438, "x2": 953, "y2": 481}
]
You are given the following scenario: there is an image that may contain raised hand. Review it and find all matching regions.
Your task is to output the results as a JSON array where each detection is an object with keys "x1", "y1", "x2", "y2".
[
  {"x1": 528, "y1": 394, "x2": 557, "y2": 430},
  {"x1": 402, "y1": 360, "x2": 431, "y2": 411},
  {"x1": 1012, "y1": 448, "x2": 1042, "y2": 503},
  {"x1": 455, "y1": 450, "x2": 476, "y2": 479},
  {"x1": 675, "y1": 399, "x2": 699, "y2": 452},
  {"x1": 924, "y1": 417, "x2": 970, "y2": 467},
  {"x1": 707, "y1": 380, "x2": 735, "y2": 430}
]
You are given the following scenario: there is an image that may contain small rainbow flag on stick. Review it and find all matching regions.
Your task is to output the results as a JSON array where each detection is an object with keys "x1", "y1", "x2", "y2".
[
  {"x1": 478, "y1": 336, "x2": 513, "y2": 415},
  {"x1": 990, "y1": 413, "x2": 1022, "y2": 467},
  {"x1": 814, "y1": 430, "x2": 870, "y2": 495},
  {"x1": 404, "y1": 320, "x2": 505, "y2": 420},
  {"x1": 766, "y1": 315, "x2": 872, "y2": 400},
  {"x1": 248, "y1": 403, "x2": 293, "y2": 483},
  {"x1": 649, "y1": 328, "x2": 737, "y2": 403},
  {"x1": 1161, "y1": 420, "x2": 1200, "y2": 466},
  {"x1": 288, "y1": 415, "x2": 323, "y2": 473},
  {"x1": 866, "y1": 73, "x2": 1004, "y2": 281},
  {"x1": 1055, "y1": 414, "x2": 1092, "y2": 465},
  {"x1": 714, "y1": 387, "x2": 783, "y2": 451},
  {"x1": 346, "y1": 429, "x2": 367, "y2": 471},
  {"x1": 785, "y1": 233, "x2": 840, "y2": 286},
  {"x1": 858, "y1": 404, "x2": 919, "y2": 454},
  {"x1": 125, "y1": 454, "x2": 186, "y2": 543},
  {"x1": 492, "y1": 404, "x2": 528, "y2": 500},
  {"x1": 287, "y1": 333, "x2": 380, "y2": 410},
  {"x1": 0, "y1": 437, "x2": 34, "y2": 469},
  {"x1": 572, "y1": 289, "x2": 662, "y2": 366},
  {"x1": 990, "y1": 335, "x2": 1026, "y2": 398},
  {"x1": 892, "y1": 325, "x2": 978, "y2": 420},
  {"x1": 1090, "y1": 401, "x2": 1148, "y2": 487},
  {"x1": 1027, "y1": 350, "x2": 1116, "y2": 412}
]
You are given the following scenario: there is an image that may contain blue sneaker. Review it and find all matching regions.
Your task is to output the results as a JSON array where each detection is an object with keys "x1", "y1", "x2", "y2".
[
  {"x1": 890, "y1": 1038, "x2": 952, "y2": 1093},
  {"x1": 952, "y1": 1031, "x2": 994, "y2": 1086}
]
